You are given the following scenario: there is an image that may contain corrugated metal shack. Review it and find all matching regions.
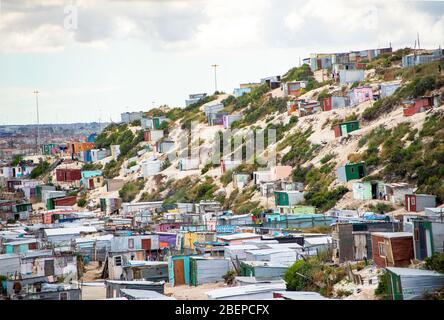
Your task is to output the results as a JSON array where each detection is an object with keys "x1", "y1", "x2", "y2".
[
  {"x1": 206, "y1": 282, "x2": 286, "y2": 300},
  {"x1": 75, "y1": 234, "x2": 113, "y2": 262},
  {"x1": 244, "y1": 248, "x2": 298, "y2": 266},
  {"x1": 240, "y1": 261, "x2": 289, "y2": 279},
  {"x1": 122, "y1": 260, "x2": 169, "y2": 282},
  {"x1": 105, "y1": 280, "x2": 165, "y2": 298},
  {"x1": 119, "y1": 288, "x2": 176, "y2": 300},
  {"x1": 190, "y1": 257, "x2": 230, "y2": 286},
  {"x1": 0, "y1": 253, "x2": 21, "y2": 277},
  {"x1": 386, "y1": 267, "x2": 444, "y2": 300}
]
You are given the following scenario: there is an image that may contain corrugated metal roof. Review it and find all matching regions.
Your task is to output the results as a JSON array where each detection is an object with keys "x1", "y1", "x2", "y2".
[
  {"x1": 304, "y1": 236, "x2": 332, "y2": 245},
  {"x1": 0, "y1": 253, "x2": 20, "y2": 260},
  {"x1": 217, "y1": 233, "x2": 261, "y2": 241},
  {"x1": 4, "y1": 239, "x2": 38, "y2": 246},
  {"x1": 125, "y1": 260, "x2": 168, "y2": 267},
  {"x1": 106, "y1": 280, "x2": 165, "y2": 285},
  {"x1": 387, "y1": 267, "x2": 444, "y2": 276},
  {"x1": 44, "y1": 226, "x2": 97, "y2": 236},
  {"x1": 372, "y1": 232, "x2": 413, "y2": 238},
  {"x1": 245, "y1": 248, "x2": 295, "y2": 255},
  {"x1": 120, "y1": 289, "x2": 175, "y2": 300},
  {"x1": 206, "y1": 283, "x2": 286, "y2": 299}
]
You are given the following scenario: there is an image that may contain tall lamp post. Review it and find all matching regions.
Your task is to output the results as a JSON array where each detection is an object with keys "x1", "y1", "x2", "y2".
[
  {"x1": 211, "y1": 64, "x2": 220, "y2": 93},
  {"x1": 33, "y1": 90, "x2": 40, "y2": 155}
]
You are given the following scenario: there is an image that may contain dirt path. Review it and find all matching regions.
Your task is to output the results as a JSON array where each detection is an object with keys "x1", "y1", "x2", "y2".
[
  {"x1": 164, "y1": 282, "x2": 226, "y2": 300},
  {"x1": 81, "y1": 261, "x2": 103, "y2": 282}
]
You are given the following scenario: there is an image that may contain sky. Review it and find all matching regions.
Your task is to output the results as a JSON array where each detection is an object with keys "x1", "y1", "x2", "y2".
[{"x1": 0, "y1": 0, "x2": 443, "y2": 125}]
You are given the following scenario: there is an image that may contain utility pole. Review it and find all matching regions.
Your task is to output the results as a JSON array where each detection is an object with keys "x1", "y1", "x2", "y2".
[
  {"x1": 211, "y1": 64, "x2": 220, "y2": 93},
  {"x1": 33, "y1": 90, "x2": 40, "y2": 155}
]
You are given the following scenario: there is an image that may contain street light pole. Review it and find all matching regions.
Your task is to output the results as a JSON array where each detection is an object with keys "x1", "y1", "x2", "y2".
[
  {"x1": 211, "y1": 64, "x2": 219, "y2": 93},
  {"x1": 33, "y1": 90, "x2": 40, "y2": 155}
]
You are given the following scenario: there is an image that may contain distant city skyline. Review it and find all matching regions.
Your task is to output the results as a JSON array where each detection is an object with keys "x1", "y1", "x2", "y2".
[{"x1": 0, "y1": 0, "x2": 443, "y2": 125}]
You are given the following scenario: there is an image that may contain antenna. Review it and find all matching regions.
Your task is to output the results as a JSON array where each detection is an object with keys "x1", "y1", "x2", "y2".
[{"x1": 417, "y1": 33, "x2": 420, "y2": 50}]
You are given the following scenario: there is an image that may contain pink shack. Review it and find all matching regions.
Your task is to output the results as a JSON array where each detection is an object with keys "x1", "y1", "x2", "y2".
[
  {"x1": 349, "y1": 86, "x2": 373, "y2": 106},
  {"x1": 271, "y1": 166, "x2": 292, "y2": 180}
]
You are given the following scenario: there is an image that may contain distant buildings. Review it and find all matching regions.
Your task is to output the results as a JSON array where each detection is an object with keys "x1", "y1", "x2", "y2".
[
  {"x1": 402, "y1": 49, "x2": 444, "y2": 68},
  {"x1": 185, "y1": 93, "x2": 207, "y2": 107},
  {"x1": 120, "y1": 111, "x2": 144, "y2": 124}
]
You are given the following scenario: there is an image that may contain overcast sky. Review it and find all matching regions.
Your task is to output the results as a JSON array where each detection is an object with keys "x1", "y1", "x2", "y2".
[{"x1": 0, "y1": 0, "x2": 443, "y2": 125}]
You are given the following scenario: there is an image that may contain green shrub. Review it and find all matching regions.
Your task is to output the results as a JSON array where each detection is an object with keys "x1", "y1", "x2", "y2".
[
  {"x1": 30, "y1": 161, "x2": 50, "y2": 179},
  {"x1": 336, "y1": 289, "x2": 353, "y2": 298},
  {"x1": 201, "y1": 162, "x2": 214, "y2": 174},
  {"x1": 375, "y1": 271, "x2": 390, "y2": 299},
  {"x1": 362, "y1": 96, "x2": 399, "y2": 121},
  {"x1": 320, "y1": 152, "x2": 337, "y2": 164},
  {"x1": 220, "y1": 170, "x2": 233, "y2": 186},
  {"x1": 425, "y1": 253, "x2": 444, "y2": 273},
  {"x1": 284, "y1": 259, "x2": 317, "y2": 292},
  {"x1": 161, "y1": 159, "x2": 171, "y2": 170},
  {"x1": 77, "y1": 198, "x2": 87, "y2": 207},
  {"x1": 119, "y1": 180, "x2": 145, "y2": 202},
  {"x1": 103, "y1": 159, "x2": 123, "y2": 179},
  {"x1": 82, "y1": 163, "x2": 103, "y2": 171}
]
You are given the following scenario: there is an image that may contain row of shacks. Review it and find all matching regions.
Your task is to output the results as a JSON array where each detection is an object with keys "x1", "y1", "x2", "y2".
[
  {"x1": 2, "y1": 182, "x2": 444, "y2": 301},
  {"x1": 330, "y1": 207, "x2": 444, "y2": 300},
  {"x1": 0, "y1": 209, "x2": 333, "y2": 300}
]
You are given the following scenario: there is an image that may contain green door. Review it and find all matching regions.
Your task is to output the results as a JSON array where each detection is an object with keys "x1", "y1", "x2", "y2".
[
  {"x1": 191, "y1": 259, "x2": 197, "y2": 286},
  {"x1": 390, "y1": 273, "x2": 403, "y2": 300},
  {"x1": 154, "y1": 118, "x2": 160, "y2": 129}
]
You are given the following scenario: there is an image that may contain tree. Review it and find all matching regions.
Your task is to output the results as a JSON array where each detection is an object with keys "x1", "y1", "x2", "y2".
[{"x1": 284, "y1": 259, "x2": 318, "y2": 292}]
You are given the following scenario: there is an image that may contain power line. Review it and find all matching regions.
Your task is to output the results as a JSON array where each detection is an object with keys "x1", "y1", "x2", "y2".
[{"x1": 33, "y1": 90, "x2": 40, "y2": 155}]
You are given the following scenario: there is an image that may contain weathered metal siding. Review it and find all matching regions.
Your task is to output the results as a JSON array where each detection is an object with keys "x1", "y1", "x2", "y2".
[
  {"x1": 0, "y1": 254, "x2": 21, "y2": 276},
  {"x1": 400, "y1": 274, "x2": 444, "y2": 300},
  {"x1": 192, "y1": 258, "x2": 230, "y2": 286},
  {"x1": 110, "y1": 235, "x2": 160, "y2": 252}
]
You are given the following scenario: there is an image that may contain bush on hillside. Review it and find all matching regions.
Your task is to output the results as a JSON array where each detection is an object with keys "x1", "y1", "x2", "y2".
[{"x1": 119, "y1": 180, "x2": 145, "y2": 202}]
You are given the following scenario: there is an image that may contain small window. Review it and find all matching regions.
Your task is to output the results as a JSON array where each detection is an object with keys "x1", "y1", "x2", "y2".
[
  {"x1": 59, "y1": 292, "x2": 69, "y2": 300},
  {"x1": 414, "y1": 228, "x2": 420, "y2": 241},
  {"x1": 350, "y1": 167, "x2": 355, "y2": 174},
  {"x1": 97, "y1": 178, "x2": 100, "y2": 183},
  {"x1": 114, "y1": 256, "x2": 122, "y2": 266},
  {"x1": 411, "y1": 197, "x2": 416, "y2": 205},
  {"x1": 379, "y1": 243, "x2": 385, "y2": 257},
  {"x1": 128, "y1": 238, "x2": 134, "y2": 249}
]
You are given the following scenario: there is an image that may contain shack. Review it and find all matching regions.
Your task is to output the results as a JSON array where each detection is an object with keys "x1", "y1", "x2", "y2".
[
  {"x1": 190, "y1": 257, "x2": 230, "y2": 286},
  {"x1": 240, "y1": 261, "x2": 288, "y2": 279},
  {"x1": 405, "y1": 194, "x2": 437, "y2": 212},
  {"x1": 385, "y1": 267, "x2": 444, "y2": 300},
  {"x1": 333, "y1": 120, "x2": 359, "y2": 138},
  {"x1": 336, "y1": 162, "x2": 366, "y2": 182},
  {"x1": 371, "y1": 232, "x2": 414, "y2": 268}
]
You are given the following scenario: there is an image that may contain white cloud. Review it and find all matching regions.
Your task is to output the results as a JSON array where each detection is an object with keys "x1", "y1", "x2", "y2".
[{"x1": 0, "y1": 0, "x2": 442, "y2": 53}]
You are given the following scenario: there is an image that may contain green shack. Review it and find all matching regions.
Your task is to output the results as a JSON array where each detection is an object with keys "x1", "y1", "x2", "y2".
[
  {"x1": 352, "y1": 181, "x2": 384, "y2": 200},
  {"x1": 336, "y1": 162, "x2": 366, "y2": 182},
  {"x1": 41, "y1": 143, "x2": 57, "y2": 155},
  {"x1": 333, "y1": 120, "x2": 360, "y2": 138},
  {"x1": 240, "y1": 261, "x2": 288, "y2": 279},
  {"x1": 274, "y1": 191, "x2": 305, "y2": 207},
  {"x1": 36, "y1": 185, "x2": 56, "y2": 202},
  {"x1": 386, "y1": 267, "x2": 444, "y2": 300}
]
